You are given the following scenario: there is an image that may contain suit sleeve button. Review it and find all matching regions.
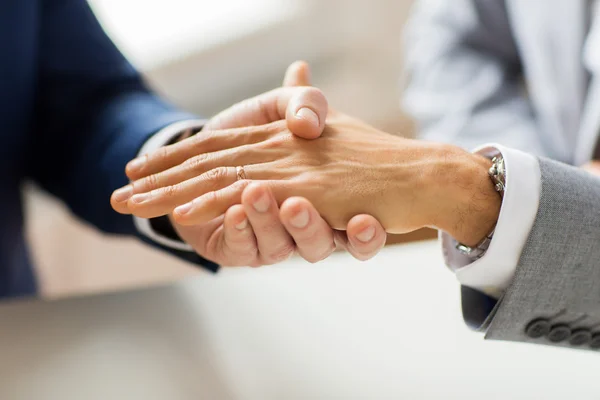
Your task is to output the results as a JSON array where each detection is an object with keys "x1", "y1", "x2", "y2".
[
  {"x1": 590, "y1": 333, "x2": 600, "y2": 349},
  {"x1": 525, "y1": 319, "x2": 551, "y2": 338},
  {"x1": 568, "y1": 329, "x2": 592, "y2": 346},
  {"x1": 548, "y1": 325, "x2": 571, "y2": 343}
]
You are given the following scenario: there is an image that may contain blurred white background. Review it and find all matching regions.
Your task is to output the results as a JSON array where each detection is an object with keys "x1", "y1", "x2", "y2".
[{"x1": 27, "y1": 0, "x2": 418, "y2": 298}]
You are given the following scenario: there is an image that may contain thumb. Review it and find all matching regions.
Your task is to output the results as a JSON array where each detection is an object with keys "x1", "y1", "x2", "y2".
[
  {"x1": 204, "y1": 86, "x2": 327, "y2": 139},
  {"x1": 285, "y1": 86, "x2": 328, "y2": 140},
  {"x1": 205, "y1": 61, "x2": 326, "y2": 138},
  {"x1": 283, "y1": 60, "x2": 312, "y2": 87},
  {"x1": 282, "y1": 61, "x2": 328, "y2": 139}
]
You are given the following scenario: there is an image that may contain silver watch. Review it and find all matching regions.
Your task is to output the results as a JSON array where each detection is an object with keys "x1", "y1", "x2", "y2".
[{"x1": 455, "y1": 155, "x2": 505, "y2": 259}]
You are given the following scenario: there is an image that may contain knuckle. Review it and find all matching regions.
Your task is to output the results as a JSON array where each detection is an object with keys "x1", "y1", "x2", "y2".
[
  {"x1": 205, "y1": 167, "x2": 226, "y2": 182},
  {"x1": 232, "y1": 179, "x2": 251, "y2": 192},
  {"x1": 153, "y1": 146, "x2": 169, "y2": 163},
  {"x1": 202, "y1": 167, "x2": 229, "y2": 191},
  {"x1": 203, "y1": 190, "x2": 219, "y2": 207},
  {"x1": 160, "y1": 184, "x2": 179, "y2": 199},
  {"x1": 260, "y1": 120, "x2": 286, "y2": 138},
  {"x1": 228, "y1": 236, "x2": 254, "y2": 251},
  {"x1": 224, "y1": 239, "x2": 256, "y2": 263},
  {"x1": 264, "y1": 119, "x2": 286, "y2": 131},
  {"x1": 192, "y1": 132, "x2": 213, "y2": 151},
  {"x1": 261, "y1": 134, "x2": 289, "y2": 151},
  {"x1": 141, "y1": 174, "x2": 160, "y2": 191},
  {"x1": 301, "y1": 87, "x2": 327, "y2": 107},
  {"x1": 256, "y1": 96, "x2": 277, "y2": 124},
  {"x1": 301, "y1": 86, "x2": 322, "y2": 98},
  {"x1": 265, "y1": 244, "x2": 295, "y2": 263},
  {"x1": 184, "y1": 153, "x2": 209, "y2": 171}
]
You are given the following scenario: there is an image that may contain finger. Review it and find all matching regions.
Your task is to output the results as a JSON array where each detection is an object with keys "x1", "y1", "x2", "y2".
[
  {"x1": 173, "y1": 179, "x2": 284, "y2": 226},
  {"x1": 241, "y1": 183, "x2": 295, "y2": 265},
  {"x1": 126, "y1": 166, "x2": 242, "y2": 218},
  {"x1": 279, "y1": 197, "x2": 336, "y2": 263},
  {"x1": 124, "y1": 122, "x2": 283, "y2": 182},
  {"x1": 220, "y1": 204, "x2": 259, "y2": 267},
  {"x1": 114, "y1": 144, "x2": 274, "y2": 215},
  {"x1": 343, "y1": 215, "x2": 387, "y2": 261},
  {"x1": 115, "y1": 139, "x2": 284, "y2": 215},
  {"x1": 203, "y1": 61, "x2": 313, "y2": 133},
  {"x1": 204, "y1": 87, "x2": 327, "y2": 139},
  {"x1": 283, "y1": 61, "x2": 312, "y2": 87}
]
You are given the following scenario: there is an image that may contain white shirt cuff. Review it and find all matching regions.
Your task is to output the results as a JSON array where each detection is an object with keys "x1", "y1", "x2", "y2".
[
  {"x1": 133, "y1": 119, "x2": 206, "y2": 252},
  {"x1": 441, "y1": 144, "x2": 541, "y2": 298}
]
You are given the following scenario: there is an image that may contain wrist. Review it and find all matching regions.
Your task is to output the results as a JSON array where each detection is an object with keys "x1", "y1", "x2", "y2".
[{"x1": 428, "y1": 145, "x2": 501, "y2": 246}]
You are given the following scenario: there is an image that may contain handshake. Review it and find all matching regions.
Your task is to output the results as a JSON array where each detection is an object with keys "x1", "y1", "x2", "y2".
[{"x1": 110, "y1": 62, "x2": 501, "y2": 268}]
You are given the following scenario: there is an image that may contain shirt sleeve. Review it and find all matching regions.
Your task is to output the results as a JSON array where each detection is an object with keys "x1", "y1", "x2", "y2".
[
  {"x1": 133, "y1": 119, "x2": 206, "y2": 251},
  {"x1": 441, "y1": 144, "x2": 541, "y2": 298}
]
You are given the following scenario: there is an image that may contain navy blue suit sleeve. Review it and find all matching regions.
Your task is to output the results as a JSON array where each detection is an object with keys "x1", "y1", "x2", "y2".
[{"x1": 28, "y1": 0, "x2": 217, "y2": 271}]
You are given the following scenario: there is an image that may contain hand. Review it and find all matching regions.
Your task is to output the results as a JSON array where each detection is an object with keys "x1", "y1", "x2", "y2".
[
  {"x1": 112, "y1": 62, "x2": 386, "y2": 265},
  {"x1": 174, "y1": 62, "x2": 385, "y2": 264},
  {"x1": 582, "y1": 161, "x2": 600, "y2": 176},
  {"x1": 115, "y1": 106, "x2": 501, "y2": 246}
]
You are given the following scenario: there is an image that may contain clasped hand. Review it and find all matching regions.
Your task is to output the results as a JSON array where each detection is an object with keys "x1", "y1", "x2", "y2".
[
  {"x1": 112, "y1": 63, "x2": 491, "y2": 265},
  {"x1": 112, "y1": 62, "x2": 388, "y2": 267},
  {"x1": 118, "y1": 110, "x2": 440, "y2": 234}
]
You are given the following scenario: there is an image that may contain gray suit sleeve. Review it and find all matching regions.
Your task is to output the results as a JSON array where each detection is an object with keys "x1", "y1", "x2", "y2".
[
  {"x1": 465, "y1": 157, "x2": 600, "y2": 350},
  {"x1": 402, "y1": 0, "x2": 549, "y2": 156}
]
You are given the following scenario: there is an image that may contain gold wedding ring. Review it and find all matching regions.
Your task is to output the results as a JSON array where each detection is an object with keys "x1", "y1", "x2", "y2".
[{"x1": 236, "y1": 166, "x2": 247, "y2": 181}]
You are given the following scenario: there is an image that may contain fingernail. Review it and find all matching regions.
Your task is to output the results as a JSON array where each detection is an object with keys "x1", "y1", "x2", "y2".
[
  {"x1": 356, "y1": 226, "x2": 375, "y2": 243},
  {"x1": 130, "y1": 193, "x2": 150, "y2": 204},
  {"x1": 296, "y1": 107, "x2": 319, "y2": 126},
  {"x1": 113, "y1": 186, "x2": 133, "y2": 202},
  {"x1": 290, "y1": 209, "x2": 309, "y2": 229},
  {"x1": 175, "y1": 202, "x2": 193, "y2": 215},
  {"x1": 235, "y1": 218, "x2": 248, "y2": 230},
  {"x1": 128, "y1": 157, "x2": 146, "y2": 173},
  {"x1": 252, "y1": 193, "x2": 270, "y2": 213}
]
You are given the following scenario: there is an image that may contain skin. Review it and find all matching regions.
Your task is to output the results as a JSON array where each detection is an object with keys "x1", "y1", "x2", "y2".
[
  {"x1": 112, "y1": 62, "x2": 386, "y2": 266},
  {"x1": 582, "y1": 161, "x2": 600, "y2": 176},
  {"x1": 113, "y1": 95, "x2": 502, "y2": 248}
]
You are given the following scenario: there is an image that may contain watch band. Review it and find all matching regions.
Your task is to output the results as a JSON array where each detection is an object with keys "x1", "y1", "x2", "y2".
[
  {"x1": 488, "y1": 155, "x2": 506, "y2": 194},
  {"x1": 455, "y1": 154, "x2": 506, "y2": 259},
  {"x1": 456, "y1": 228, "x2": 496, "y2": 260}
]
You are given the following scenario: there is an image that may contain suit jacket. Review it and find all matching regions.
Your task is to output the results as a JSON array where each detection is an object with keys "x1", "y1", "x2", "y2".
[
  {"x1": 404, "y1": 0, "x2": 600, "y2": 350},
  {"x1": 403, "y1": 0, "x2": 599, "y2": 165},
  {"x1": 0, "y1": 0, "x2": 215, "y2": 299}
]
